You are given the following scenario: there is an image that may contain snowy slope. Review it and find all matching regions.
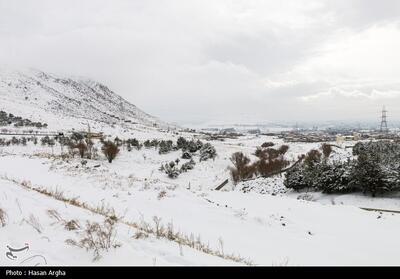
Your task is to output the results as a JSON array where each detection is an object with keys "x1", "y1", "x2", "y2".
[
  {"x1": 0, "y1": 179, "x2": 236, "y2": 266},
  {"x1": 1, "y1": 135, "x2": 400, "y2": 265},
  {"x1": 0, "y1": 68, "x2": 169, "y2": 132},
  {"x1": 1, "y1": 151, "x2": 400, "y2": 266}
]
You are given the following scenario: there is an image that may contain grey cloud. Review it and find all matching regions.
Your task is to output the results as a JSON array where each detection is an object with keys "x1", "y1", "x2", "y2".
[
  {"x1": 0, "y1": 0, "x2": 399, "y2": 124},
  {"x1": 319, "y1": 0, "x2": 400, "y2": 30}
]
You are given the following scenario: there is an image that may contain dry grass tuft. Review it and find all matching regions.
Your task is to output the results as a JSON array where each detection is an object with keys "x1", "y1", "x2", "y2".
[
  {"x1": 66, "y1": 218, "x2": 121, "y2": 261},
  {"x1": 46, "y1": 209, "x2": 81, "y2": 231},
  {"x1": 133, "y1": 231, "x2": 149, "y2": 240},
  {"x1": 24, "y1": 214, "x2": 43, "y2": 234},
  {"x1": 47, "y1": 209, "x2": 63, "y2": 222},
  {"x1": 64, "y1": 220, "x2": 81, "y2": 231},
  {"x1": 127, "y1": 216, "x2": 254, "y2": 265}
]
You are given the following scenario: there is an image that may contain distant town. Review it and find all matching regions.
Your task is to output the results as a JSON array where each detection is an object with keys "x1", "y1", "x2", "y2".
[{"x1": 197, "y1": 106, "x2": 400, "y2": 144}]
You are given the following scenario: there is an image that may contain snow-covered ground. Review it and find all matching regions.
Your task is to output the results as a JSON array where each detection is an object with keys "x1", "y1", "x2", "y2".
[{"x1": 1, "y1": 131, "x2": 400, "y2": 266}]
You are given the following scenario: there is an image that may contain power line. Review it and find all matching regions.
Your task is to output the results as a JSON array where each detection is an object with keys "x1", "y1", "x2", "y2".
[{"x1": 380, "y1": 106, "x2": 388, "y2": 133}]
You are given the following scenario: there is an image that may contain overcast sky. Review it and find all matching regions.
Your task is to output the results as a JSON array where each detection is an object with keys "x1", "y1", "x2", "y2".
[{"x1": 1, "y1": 0, "x2": 400, "y2": 125}]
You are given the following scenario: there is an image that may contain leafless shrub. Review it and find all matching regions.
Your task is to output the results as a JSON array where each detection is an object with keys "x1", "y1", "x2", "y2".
[
  {"x1": 254, "y1": 147, "x2": 264, "y2": 159},
  {"x1": 68, "y1": 143, "x2": 79, "y2": 158},
  {"x1": 0, "y1": 208, "x2": 7, "y2": 227},
  {"x1": 102, "y1": 141, "x2": 120, "y2": 163},
  {"x1": 304, "y1": 149, "x2": 322, "y2": 167},
  {"x1": 278, "y1": 145, "x2": 289, "y2": 155},
  {"x1": 255, "y1": 155, "x2": 290, "y2": 177},
  {"x1": 157, "y1": 190, "x2": 167, "y2": 200},
  {"x1": 231, "y1": 146, "x2": 290, "y2": 183},
  {"x1": 66, "y1": 218, "x2": 121, "y2": 261},
  {"x1": 229, "y1": 152, "x2": 257, "y2": 184},
  {"x1": 85, "y1": 139, "x2": 94, "y2": 159},
  {"x1": 255, "y1": 145, "x2": 289, "y2": 160},
  {"x1": 75, "y1": 141, "x2": 88, "y2": 158}
]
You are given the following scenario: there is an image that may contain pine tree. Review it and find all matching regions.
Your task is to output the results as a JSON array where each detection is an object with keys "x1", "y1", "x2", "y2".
[
  {"x1": 161, "y1": 161, "x2": 180, "y2": 178},
  {"x1": 199, "y1": 143, "x2": 217, "y2": 161}
]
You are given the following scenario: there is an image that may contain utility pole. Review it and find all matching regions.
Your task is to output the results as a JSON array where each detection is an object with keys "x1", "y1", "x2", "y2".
[{"x1": 380, "y1": 106, "x2": 388, "y2": 133}]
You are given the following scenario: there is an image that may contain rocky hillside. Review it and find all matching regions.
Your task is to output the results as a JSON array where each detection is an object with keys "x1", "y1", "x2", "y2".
[{"x1": 0, "y1": 68, "x2": 167, "y2": 132}]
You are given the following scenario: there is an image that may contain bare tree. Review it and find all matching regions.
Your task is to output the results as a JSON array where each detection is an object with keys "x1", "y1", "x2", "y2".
[
  {"x1": 102, "y1": 141, "x2": 120, "y2": 163},
  {"x1": 76, "y1": 141, "x2": 88, "y2": 158}
]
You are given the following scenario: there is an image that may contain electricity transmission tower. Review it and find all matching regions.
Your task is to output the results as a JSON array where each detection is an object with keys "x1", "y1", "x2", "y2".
[{"x1": 380, "y1": 106, "x2": 388, "y2": 133}]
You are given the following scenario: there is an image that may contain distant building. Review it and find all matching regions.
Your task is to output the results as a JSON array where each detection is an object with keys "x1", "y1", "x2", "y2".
[
  {"x1": 220, "y1": 128, "x2": 236, "y2": 135},
  {"x1": 336, "y1": 133, "x2": 360, "y2": 143},
  {"x1": 247, "y1": 129, "x2": 261, "y2": 135}
]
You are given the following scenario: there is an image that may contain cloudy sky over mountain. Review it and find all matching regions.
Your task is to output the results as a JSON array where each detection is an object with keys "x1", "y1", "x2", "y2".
[{"x1": 1, "y1": 0, "x2": 399, "y2": 124}]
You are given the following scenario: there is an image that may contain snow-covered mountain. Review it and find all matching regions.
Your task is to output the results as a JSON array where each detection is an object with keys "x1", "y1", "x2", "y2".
[{"x1": 0, "y1": 68, "x2": 168, "y2": 132}]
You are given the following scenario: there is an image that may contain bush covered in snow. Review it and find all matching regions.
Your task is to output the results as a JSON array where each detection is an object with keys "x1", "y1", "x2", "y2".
[
  {"x1": 285, "y1": 159, "x2": 355, "y2": 193},
  {"x1": 350, "y1": 141, "x2": 400, "y2": 196},
  {"x1": 181, "y1": 151, "x2": 192, "y2": 160},
  {"x1": 199, "y1": 143, "x2": 217, "y2": 161},
  {"x1": 180, "y1": 159, "x2": 196, "y2": 173},
  {"x1": 284, "y1": 141, "x2": 400, "y2": 196},
  {"x1": 176, "y1": 137, "x2": 188, "y2": 150},
  {"x1": 0, "y1": 110, "x2": 47, "y2": 128},
  {"x1": 158, "y1": 140, "x2": 174, "y2": 154},
  {"x1": 41, "y1": 136, "x2": 55, "y2": 146},
  {"x1": 261, "y1": 142, "x2": 275, "y2": 148},
  {"x1": 186, "y1": 139, "x2": 203, "y2": 153},
  {"x1": 161, "y1": 161, "x2": 181, "y2": 178},
  {"x1": 125, "y1": 138, "x2": 142, "y2": 151},
  {"x1": 161, "y1": 157, "x2": 197, "y2": 178},
  {"x1": 144, "y1": 139, "x2": 160, "y2": 149},
  {"x1": 176, "y1": 137, "x2": 204, "y2": 153}
]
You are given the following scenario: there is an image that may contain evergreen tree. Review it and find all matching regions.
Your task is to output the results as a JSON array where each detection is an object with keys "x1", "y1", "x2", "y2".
[{"x1": 199, "y1": 143, "x2": 217, "y2": 161}]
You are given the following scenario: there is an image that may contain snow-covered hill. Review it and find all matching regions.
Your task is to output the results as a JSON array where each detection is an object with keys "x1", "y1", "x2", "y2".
[{"x1": 0, "y1": 68, "x2": 168, "y2": 132}]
